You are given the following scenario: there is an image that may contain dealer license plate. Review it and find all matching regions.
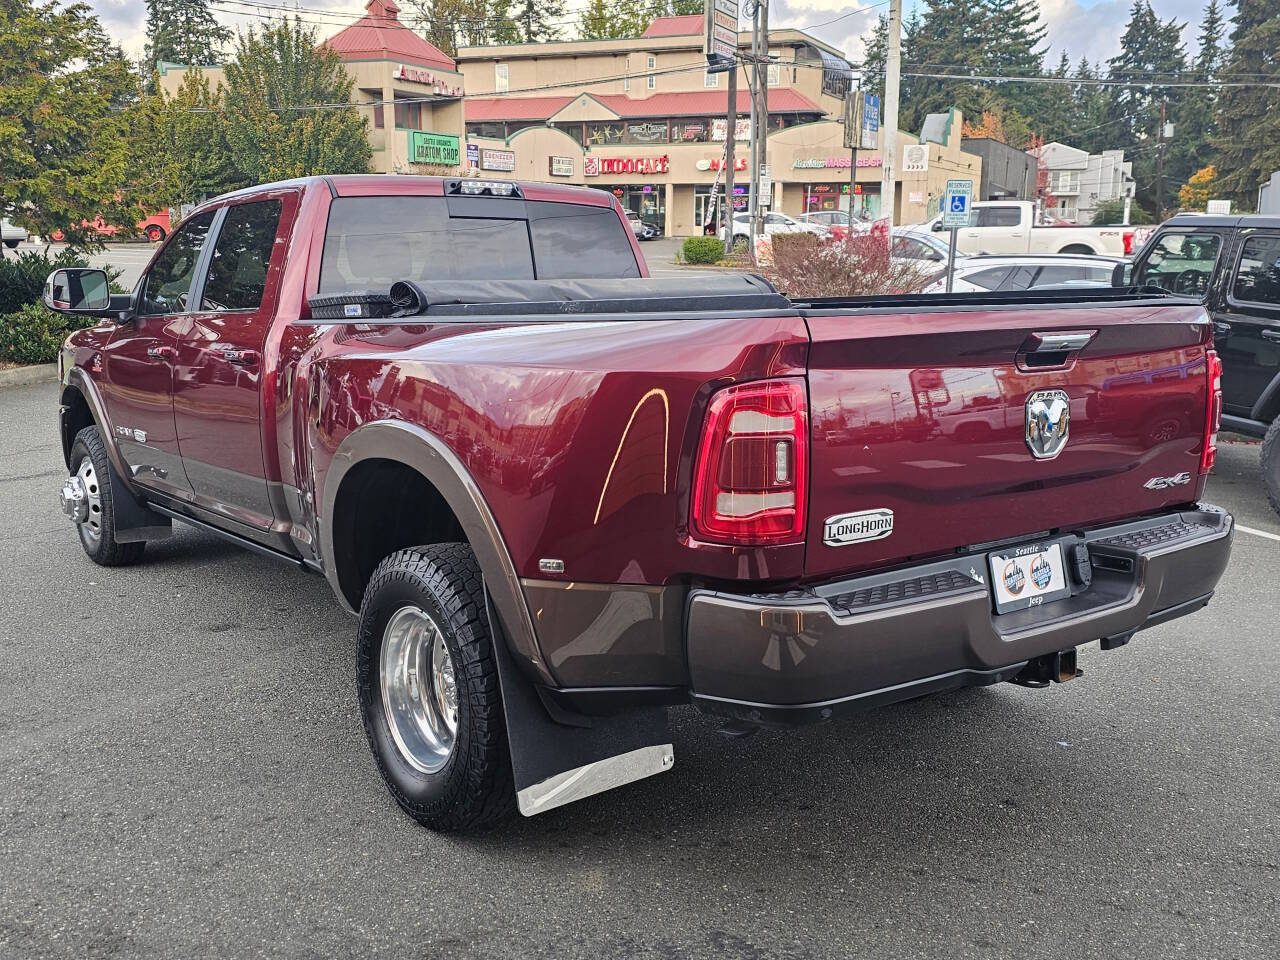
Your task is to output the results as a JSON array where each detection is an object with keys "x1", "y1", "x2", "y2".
[{"x1": 988, "y1": 541, "x2": 1071, "y2": 614}]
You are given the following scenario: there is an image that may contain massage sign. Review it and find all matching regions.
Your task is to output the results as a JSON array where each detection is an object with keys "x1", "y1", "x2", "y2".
[{"x1": 584, "y1": 156, "x2": 671, "y2": 177}]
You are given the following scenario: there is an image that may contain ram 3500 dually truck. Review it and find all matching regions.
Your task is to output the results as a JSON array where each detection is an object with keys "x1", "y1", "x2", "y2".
[{"x1": 47, "y1": 176, "x2": 1233, "y2": 831}]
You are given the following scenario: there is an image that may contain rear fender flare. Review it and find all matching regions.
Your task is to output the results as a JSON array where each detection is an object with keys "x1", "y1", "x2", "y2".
[{"x1": 319, "y1": 419, "x2": 553, "y2": 686}]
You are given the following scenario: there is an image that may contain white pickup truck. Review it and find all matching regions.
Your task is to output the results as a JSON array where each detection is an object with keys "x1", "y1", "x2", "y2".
[{"x1": 909, "y1": 200, "x2": 1137, "y2": 257}]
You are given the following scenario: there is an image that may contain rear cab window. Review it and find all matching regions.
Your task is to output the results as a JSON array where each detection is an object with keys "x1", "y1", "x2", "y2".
[{"x1": 319, "y1": 195, "x2": 639, "y2": 293}]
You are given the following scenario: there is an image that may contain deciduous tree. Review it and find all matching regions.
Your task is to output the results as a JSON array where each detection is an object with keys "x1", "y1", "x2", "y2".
[
  {"x1": 0, "y1": 0, "x2": 139, "y2": 249},
  {"x1": 1178, "y1": 164, "x2": 1218, "y2": 211},
  {"x1": 222, "y1": 18, "x2": 372, "y2": 183}
]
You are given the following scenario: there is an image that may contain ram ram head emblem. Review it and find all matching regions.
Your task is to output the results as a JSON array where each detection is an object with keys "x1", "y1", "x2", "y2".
[{"x1": 1025, "y1": 389, "x2": 1070, "y2": 460}]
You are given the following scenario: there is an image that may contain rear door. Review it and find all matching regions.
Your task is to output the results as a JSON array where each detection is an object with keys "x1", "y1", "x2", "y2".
[
  {"x1": 803, "y1": 300, "x2": 1212, "y2": 581},
  {"x1": 958, "y1": 204, "x2": 1025, "y2": 254},
  {"x1": 1212, "y1": 230, "x2": 1280, "y2": 416},
  {"x1": 98, "y1": 210, "x2": 216, "y2": 500},
  {"x1": 172, "y1": 193, "x2": 294, "y2": 531}
]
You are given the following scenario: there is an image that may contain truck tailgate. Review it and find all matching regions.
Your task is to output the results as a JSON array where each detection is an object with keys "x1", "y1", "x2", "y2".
[{"x1": 803, "y1": 302, "x2": 1212, "y2": 581}]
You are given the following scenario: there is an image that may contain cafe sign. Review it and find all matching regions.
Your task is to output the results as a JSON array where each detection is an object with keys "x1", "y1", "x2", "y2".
[
  {"x1": 481, "y1": 148, "x2": 516, "y2": 172},
  {"x1": 409, "y1": 131, "x2": 460, "y2": 167},
  {"x1": 548, "y1": 156, "x2": 574, "y2": 177},
  {"x1": 584, "y1": 155, "x2": 670, "y2": 176}
]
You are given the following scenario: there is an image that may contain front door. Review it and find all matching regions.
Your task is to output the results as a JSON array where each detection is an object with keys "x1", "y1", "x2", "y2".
[
  {"x1": 1213, "y1": 231, "x2": 1280, "y2": 416},
  {"x1": 98, "y1": 210, "x2": 216, "y2": 500},
  {"x1": 172, "y1": 195, "x2": 291, "y2": 531}
]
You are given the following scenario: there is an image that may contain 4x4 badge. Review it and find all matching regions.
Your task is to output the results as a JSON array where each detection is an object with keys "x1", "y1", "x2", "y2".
[{"x1": 1144, "y1": 471, "x2": 1192, "y2": 490}]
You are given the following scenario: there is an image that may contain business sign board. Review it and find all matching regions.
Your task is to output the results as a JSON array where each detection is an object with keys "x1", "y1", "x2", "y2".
[
  {"x1": 409, "y1": 131, "x2": 460, "y2": 167},
  {"x1": 548, "y1": 156, "x2": 574, "y2": 177},
  {"x1": 1206, "y1": 199, "x2": 1232, "y2": 215},
  {"x1": 466, "y1": 142, "x2": 478, "y2": 169},
  {"x1": 711, "y1": 117, "x2": 750, "y2": 142},
  {"x1": 480, "y1": 148, "x2": 515, "y2": 172},
  {"x1": 902, "y1": 143, "x2": 929, "y2": 173},
  {"x1": 860, "y1": 92, "x2": 880, "y2": 150},
  {"x1": 942, "y1": 179, "x2": 974, "y2": 229},
  {"x1": 842, "y1": 91, "x2": 862, "y2": 150},
  {"x1": 704, "y1": 0, "x2": 739, "y2": 73}
]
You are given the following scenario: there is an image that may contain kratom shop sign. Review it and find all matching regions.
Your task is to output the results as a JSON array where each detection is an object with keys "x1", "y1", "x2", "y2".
[{"x1": 409, "y1": 131, "x2": 461, "y2": 167}]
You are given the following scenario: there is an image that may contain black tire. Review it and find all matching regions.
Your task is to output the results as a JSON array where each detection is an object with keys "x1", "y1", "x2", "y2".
[
  {"x1": 356, "y1": 544, "x2": 515, "y2": 831},
  {"x1": 144, "y1": 224, "x2": 165, "y2": 243},
  {"x1": 3, "y1": 239, "x2": 19, "y2": 249},
  {"x1": 1262, "y1": 416, "x2": 1280, "y2": 518},
  {"x1": 68, "y1": 426, "x2": 146, "y2": 566}
]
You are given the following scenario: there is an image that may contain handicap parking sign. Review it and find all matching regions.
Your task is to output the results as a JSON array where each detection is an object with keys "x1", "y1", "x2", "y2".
[{"x1": 942, "y1": 179, "x2": 973, "y2": 228}]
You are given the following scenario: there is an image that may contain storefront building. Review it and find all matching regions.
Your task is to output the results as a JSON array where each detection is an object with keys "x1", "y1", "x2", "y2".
[{"x1": 159, "y1": 11, "x2": 981, "y2": 233}]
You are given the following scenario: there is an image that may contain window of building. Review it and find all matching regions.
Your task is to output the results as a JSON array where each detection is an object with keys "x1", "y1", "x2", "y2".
[
  {"x1": 372, "y1": 108, "x2": 383, "y2": 129},
  {"x1": 767, "y1": 61, "x2": 781, "y2": 86},
  {"x1": 140, "y1": 211, "x2": 215, "y2": 315},
  {"x1": 585, "y1": 122, "x2": 626, "y2": 145},
  {"x1": 394, "y1": 98, "x2": 422, "y2": 130},
  {"x1": 1049, "y1": 170, "x2": 1079, "y2": 194},
  {"x1": 201, "y1": 200, "x2": 282, "y2": 311},
  {"x1": 1232, "y1": 234, "x2": 1280, "y2": 306},
  {"x1": 647, "y1": 56, "x2": 655, "y2": 90},
  {"x1": 466, "y1": 121, "x2": 507, "y2": 140},
  {"x1": 495, "y1": 63, "x2": 509, "y2": 94},
  {"x1": 704, "y1": 69, "x2": 718, "y2": 88}
]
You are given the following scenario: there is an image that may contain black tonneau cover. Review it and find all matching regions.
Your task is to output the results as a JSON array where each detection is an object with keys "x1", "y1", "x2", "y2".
[{"x1": 386, "y1": 275, "x2": 790, "y2": 316}]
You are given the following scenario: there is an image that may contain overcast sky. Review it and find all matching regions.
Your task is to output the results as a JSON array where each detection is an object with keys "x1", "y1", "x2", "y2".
[{"x1": 91, "y1": 0, "x2": 1223, "y2": 75}]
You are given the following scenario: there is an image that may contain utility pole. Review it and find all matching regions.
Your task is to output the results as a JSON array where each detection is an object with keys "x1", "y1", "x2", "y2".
[
  {"x1": 1156, "y1": 96, "x2": 1166, "y2": 219},
  {"x1": 881, "y1": 0, "x2": 902, "y2": 240},
  {"x1": 723, "y1": 62, "x2": 737, "y2": 256},
  {"x1": 746, "y1": 1, "x2": 761, "y2": 260},
  {"x1": 757, "y1": 0, "x2": 769, "y2": 241}
]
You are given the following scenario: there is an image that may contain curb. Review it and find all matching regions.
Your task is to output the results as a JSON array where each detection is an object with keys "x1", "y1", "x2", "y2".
[{"x1": 0, "y1": 363, "x2": 58, "y2": 388}]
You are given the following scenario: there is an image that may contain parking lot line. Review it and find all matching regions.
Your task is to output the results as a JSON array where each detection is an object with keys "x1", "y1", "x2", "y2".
[{"x1": 1236, "y1": 524, "x2": 1280, "y2": 542}]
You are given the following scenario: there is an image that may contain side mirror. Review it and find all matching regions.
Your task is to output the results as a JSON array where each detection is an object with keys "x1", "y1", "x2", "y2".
[
  {"x1": 931, "y1": 220, "x2": 944, "y2": 233},
  {"x1": 1111, "y1": 262, "x2": 1132, "y2": 287},
  {"x1": 44, "y1": 268, "x2": 110, "y2": 313}
]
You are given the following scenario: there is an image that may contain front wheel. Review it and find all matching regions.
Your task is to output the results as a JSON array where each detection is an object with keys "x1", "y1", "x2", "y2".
[
  {"x1": 356, "y1": 544, "x2": 515, "y2": 831},
  {"x1": 1262, "y1": 417, "x2": 1280, "y2": 518},
  {"x1": 3, "y1": 239, "x2": 18, "y2": 249},
  {"x1": 65, "y1": 426, "x2": 146, "y2": 566}
]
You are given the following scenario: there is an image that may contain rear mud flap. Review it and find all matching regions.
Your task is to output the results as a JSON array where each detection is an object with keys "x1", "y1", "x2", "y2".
[{"x1": 485, "y1": 593, "x2": 674, "y2": 817}]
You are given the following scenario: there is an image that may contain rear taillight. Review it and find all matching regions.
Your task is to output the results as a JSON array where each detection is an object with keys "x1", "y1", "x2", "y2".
[
  {"x1": 1201, "y1": 350, "x2": 1223, "y2": 474},
  {"x1": 1123, "y1": 231, "x2": 1135, "y2": 255},
  {"x1": 691, "y1": 378, "x2": 808, "y2": 545}
]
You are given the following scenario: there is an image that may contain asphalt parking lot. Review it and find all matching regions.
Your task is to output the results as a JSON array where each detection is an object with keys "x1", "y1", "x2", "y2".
[{"x1": 1, "y1": 379, "x2": 1277, "y2": 960}]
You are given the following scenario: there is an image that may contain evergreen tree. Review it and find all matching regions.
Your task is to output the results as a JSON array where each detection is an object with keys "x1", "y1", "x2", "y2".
[
  {"x1": 1070, "y1": 59, "x2": 1114, "y2": 154},
  {"x1": 860, "y1": 14, "x2": 889, "y2": 104},
  {"x1": 512, "y1": 0, "x2": 566, "y2": 42},
  {"x1": 982, "y1": 0, "x2": 1045, "y2": 136},
  {"x1": 1173, "y1": 0, "x2": 1227, "y2": 182},
  {"x1": 1106, "y1": 1, "x2": 1187, "y2": 214},
  {"x1": 144, "y1": 0, "x2": 231, "y2": 69},
  {"x1": 222, "y1": 18, "x2": 372, "y2": 183},
  {"x1": 900, "y1": 0, "x2": 995, "y2": 133},
  {"x1": 1213, "y1": 0, "x2": 1280, "y2": 205},
  {"x1": 405, "y1": 1, "x2": 520, "y2": 56},
  {"x1": 579, "y1": 0, "x2": 632, "y2": 40}
]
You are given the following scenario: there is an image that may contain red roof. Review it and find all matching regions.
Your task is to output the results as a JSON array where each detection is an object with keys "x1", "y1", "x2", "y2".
[
  {"x1": 465, "y1": 88, "x2": 822, "y2": 122},
  {"x1": 642, "y1": 15, "x2": 707, "y2": 38},
  {"x1": 324, "y1": 0, "x2": 456, "y2": 72}
]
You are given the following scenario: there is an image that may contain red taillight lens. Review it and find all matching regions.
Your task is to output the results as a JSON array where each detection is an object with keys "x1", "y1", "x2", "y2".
[
  {"x1": 1200, "y1": 349, "x2": 1223, "y2": 474},
  {"x1": 691, "y1": 378, "x2": 808, "y2": 545},
  {"x1": 1123, "y1": 231, "x2": 1135, "y2": 255}
]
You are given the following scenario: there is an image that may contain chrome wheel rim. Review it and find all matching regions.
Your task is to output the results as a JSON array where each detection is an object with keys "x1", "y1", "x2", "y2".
[
  {"x1": 76, "y1": 459, "x2": 103, "y2": 545},
  {"x1": 379, "y1": 606, "x2": 458, "y2": 774}
]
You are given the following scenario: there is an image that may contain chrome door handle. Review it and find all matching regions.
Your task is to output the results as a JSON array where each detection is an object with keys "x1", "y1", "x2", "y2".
[
  {"x1": 1028, "y1": 331, "x2": 1096, "y2": 353},
  {"x1": 146, "y1": 345, "x2": 175, "y2": 361},
  {"x1": 1213, "y1": 321, "x2": 1231, "y2": 336},
  {"x1": 1261, "y1": 329, "x2": 1280, "y2": 342}
]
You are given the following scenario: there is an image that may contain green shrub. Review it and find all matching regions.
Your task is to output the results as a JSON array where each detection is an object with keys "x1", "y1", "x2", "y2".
[
  {"x1": 682, "y1": 236, "x2": 725, "y2": 265},
  {"x1": 0, "y1": 249, "x2": 94, "y2": 316},
  {"x1": 0, "y1": 302, "x2": 96, "y2": 366}
]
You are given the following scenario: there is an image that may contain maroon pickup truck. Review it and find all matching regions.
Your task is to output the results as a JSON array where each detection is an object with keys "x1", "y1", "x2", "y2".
[{"x1": 46, "y1": 176, "x2": 1233, "y2": 831}]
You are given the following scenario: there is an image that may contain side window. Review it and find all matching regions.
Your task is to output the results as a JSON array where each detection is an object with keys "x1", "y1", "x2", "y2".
[
  {"x1": 1231, "y1": 234, "x2": 1280, "y2": 306},
  {"x1": 140, "y1": 211, "x2": 215, "y2": 315},
  {"x1": 201, "y1": 200, "x2": 283, "y2": 311},
  {"x1": 1032, "y1": 266, "x2": 1088, "y2": 286},
  {"x1": 528, "y1": 204, "x2": 640, "y2": 280},
  {"x1": 976, "y1": 207, "x2": 1021, "y2": 228},
  {"x1": 1136, "y1": 232, "x2": 1222, "y2": 296},
  {"x1": 1002, "y1": 265, "x2": 1040, "y2": 289},
  {"x1": 964, "y1": 267, "x2": 1011, "y2": 290}
]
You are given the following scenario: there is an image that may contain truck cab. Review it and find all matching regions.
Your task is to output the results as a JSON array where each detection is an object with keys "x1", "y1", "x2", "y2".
[{"x1": 1124, "y1": 214, "x2": 1280, "y2": 512}]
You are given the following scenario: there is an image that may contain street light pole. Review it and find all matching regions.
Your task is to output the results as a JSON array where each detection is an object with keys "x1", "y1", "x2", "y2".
[{"x1": 881, "y1": 0, "x2": 902, "y2": 238}]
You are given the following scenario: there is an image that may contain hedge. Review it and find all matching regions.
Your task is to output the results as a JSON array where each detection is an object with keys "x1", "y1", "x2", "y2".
[
  {"x1": 682, "y1": 236, "x2": 725, "y2": 265},
  {"x1": 0, "y1": 302, "x2": 96, "y2": 366}
]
